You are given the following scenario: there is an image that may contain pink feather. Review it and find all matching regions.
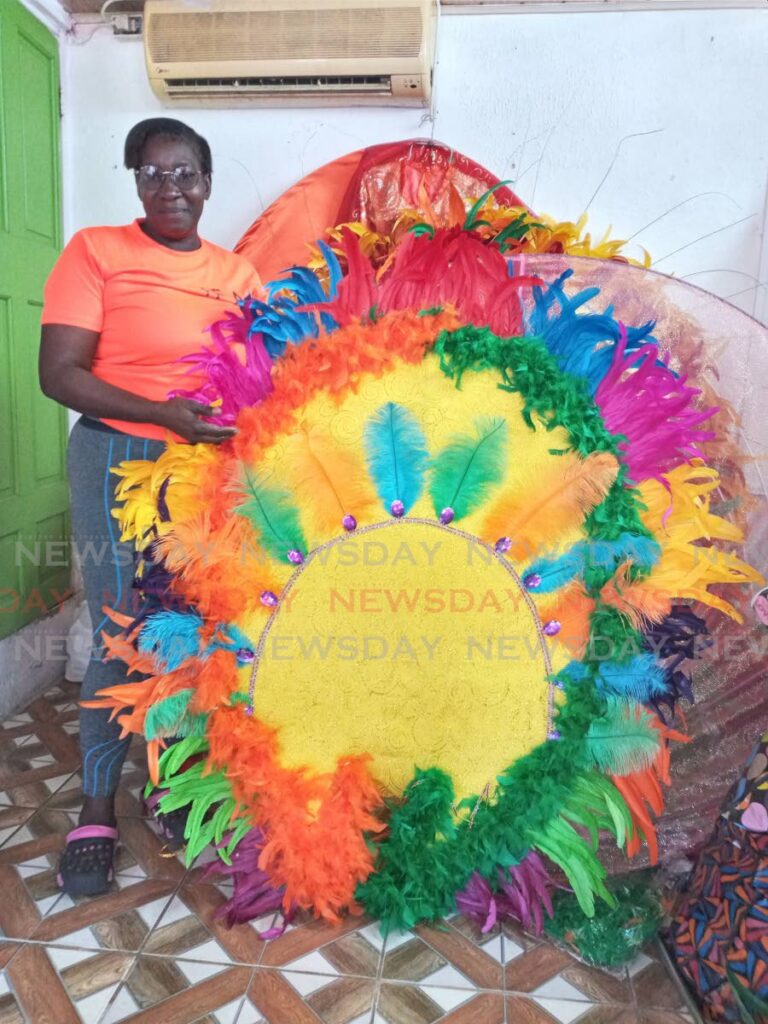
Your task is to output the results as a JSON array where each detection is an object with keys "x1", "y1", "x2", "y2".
[
  {"x1": 203, "y1": 827, "x2": 294, "y2": 933},
  {"x1": 595, "y1": 323, "x2": 717, "y2": 484},
  {"x1": 456, "y1": 851, "x2": 555, "y2": 936},
  {"x1": 169, "y1": 312, "x2": 273, "y2": 424}
]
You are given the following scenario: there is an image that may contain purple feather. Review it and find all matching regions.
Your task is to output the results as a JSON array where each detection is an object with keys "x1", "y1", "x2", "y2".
[
  {"x1": 456, "y1": 851, "x2": 555, "y2": 936},
  {"x1": 169, "y1": 309, "x2": 274, "y2": 424},
  {"x1": 643, "y1": 606, "x2": 710, "y2": 721},
  {"x1": 595, "y1": 325, "x2": 717, "y2": 485},
  {"x1": 203, "y1": 827, "x2": 295, "y2": 934}
]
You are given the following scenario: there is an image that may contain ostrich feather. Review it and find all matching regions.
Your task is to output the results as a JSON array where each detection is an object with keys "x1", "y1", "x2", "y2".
[
  {"x1": 482, "y1": 450, "x2": 619, "y2": 563},
  {"x1": 585, "y1": 700, "x2": 660, "y2": 776},
  {"x1": 593, "y1": 654, "x2": 668, "y2": 703},
  {"x1": 430, "y1": 417, "x2": 507, "y2": 522},
  {"x1": 363, "y1": 402, "x2": 429, "y2": 514},
  {"x1": 137, "y1": 610, "x2": 204, "y2": 671},
  {"x1": 236, "y1": 470, "x2": 307, "y2": 563},
  {"x1": 523, "y1": 534, "x2": 660, "y2": 594},
  {"x1": 283, "y1": 430, "x2": 378, "y2": 536}
]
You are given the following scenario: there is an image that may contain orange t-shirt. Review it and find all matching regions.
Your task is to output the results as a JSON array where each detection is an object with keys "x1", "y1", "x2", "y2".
[{"x1": 41, "y1": 220, "x2": 263, "y2": 440}]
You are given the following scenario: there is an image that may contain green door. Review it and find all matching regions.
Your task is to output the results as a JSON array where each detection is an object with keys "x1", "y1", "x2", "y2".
[{"x1": 0, "y1": 0, "x2": 69, "y2": 640}]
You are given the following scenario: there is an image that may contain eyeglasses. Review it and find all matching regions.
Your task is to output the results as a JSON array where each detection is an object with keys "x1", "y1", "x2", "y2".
[{"x1": 135, "y1": 165, "x2": 203, "y2": 192}]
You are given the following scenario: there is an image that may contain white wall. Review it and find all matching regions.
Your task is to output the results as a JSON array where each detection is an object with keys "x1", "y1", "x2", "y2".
[{"x1": 60, "y1": 8, "x2": 768, "y2": 323}]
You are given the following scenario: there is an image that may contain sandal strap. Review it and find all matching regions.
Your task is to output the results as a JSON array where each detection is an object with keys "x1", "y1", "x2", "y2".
[{"x1": 65, "y1": 825, "x2": 119, "y2": 844}]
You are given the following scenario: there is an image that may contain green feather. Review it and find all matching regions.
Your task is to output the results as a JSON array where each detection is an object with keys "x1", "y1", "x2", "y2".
[
  {"x1": 144, "y1": 690, "x2": 208, "y2": 742},
  {"x1": 464, "y1": 180, "x2": 514, "y2": 230},
  {"x1": 585, "y1": 700, "x2": 659, "y2": 776},
  {"x1": 236, "y1": 469, "x2": 306, "y2": 563},
  {"x1": 356, "y1": 768, "x2": 467, "y2": 934},
  {"x1": 430, "y1": 417, "x2": 507, "y2": 521},
  {"x1": 144, "y1": 691, "x2": 193, "y2": 740},
  {"x1": 156, "y1": 735, "x2": 208, "y2": 785},
  {"x1": 530, "y1": 817, "x2": 615, "y2": 918}
]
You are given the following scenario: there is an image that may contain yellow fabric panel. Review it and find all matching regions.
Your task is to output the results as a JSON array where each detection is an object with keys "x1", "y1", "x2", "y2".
[{"x1": 238, "y1": 521, "x2": 553, "y2": 802}]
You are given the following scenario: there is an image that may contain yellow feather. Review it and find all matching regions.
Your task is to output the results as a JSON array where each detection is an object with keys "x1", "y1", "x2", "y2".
[
  {"x1": 636, "y1": 460, "x2": 763, "y2": 622},
  {"x1": 481, "y1": 451, "x2": 619, "y2": 562},
  {"x1": 281, "y1": 429, "x2": 378, "y2": 539},
  {"x1": 111, "y1": 443, "x2": 216, "y2": 545}
]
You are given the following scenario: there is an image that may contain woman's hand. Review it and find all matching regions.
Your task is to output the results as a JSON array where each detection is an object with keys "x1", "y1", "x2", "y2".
[{"x1": 153, "y1": 398, "x2": 237, "y2": 444}]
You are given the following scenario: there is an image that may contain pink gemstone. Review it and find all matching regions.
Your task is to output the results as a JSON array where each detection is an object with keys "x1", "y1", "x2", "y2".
[
  {"x1": 287, "y1": 549, "x2": 304, "y2": 565},
  {"x1": 524, "y1": 573, "x2": 542, "y2": 590},
  {"x1": 390, "y1": 500, "x2": 405, "y2": 518},
  {"x1": 495, "y1": 537, "x2": 511, "y2": 554},
  {"x1": 260, "y1": 590, "x2": 278, "y2": 607},
  {"x1": 543, "y1": 620, "x2": 561, "y2": 637},
  {"x1": 439, "y1": 507, "x2": 455, "y2": 525},
  {"x1": 342, "y1": 514, "x2": 357, "y2": 532}
]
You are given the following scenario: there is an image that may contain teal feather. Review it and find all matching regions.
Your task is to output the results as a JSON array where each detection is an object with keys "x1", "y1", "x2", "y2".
[
  {"x1": 236, "y1": 470, "x2": 306, "y2": 562},
  {"x1": 430, "y1": 417, "x2": 507, "y2": 521},
  {"x1": 523, "y1": 534, "x2": 661, "y2": 595},
  {"x1": 585, "y1": 699, "x2": 660, "y2": 776},
  {"x1": 363, "y1": 402, "x2": 429, "y2": 514},
  {"x1": 144, "y1": 690, "x2": 194, "y2": 740}
]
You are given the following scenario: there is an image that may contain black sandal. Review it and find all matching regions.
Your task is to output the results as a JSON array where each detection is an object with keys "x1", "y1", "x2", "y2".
[
  {"x1": 57, "y1": 825, "x2": 118, "y2": 897},
  {"x1": 144, "y1": 789, "x2": 188, "y2": 850}
]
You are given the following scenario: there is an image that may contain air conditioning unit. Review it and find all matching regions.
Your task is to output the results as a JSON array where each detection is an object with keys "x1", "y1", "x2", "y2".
[{"x1": 143, "y1": 0, "x2": 436, "y2": 108}]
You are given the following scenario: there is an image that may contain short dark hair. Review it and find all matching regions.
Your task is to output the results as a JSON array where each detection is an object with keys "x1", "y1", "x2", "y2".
[{"x1": 123, "y1": 118, "x2": 212, "y2": 174}]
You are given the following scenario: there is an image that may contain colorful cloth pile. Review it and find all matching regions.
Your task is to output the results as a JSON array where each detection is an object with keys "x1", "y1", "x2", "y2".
[{"x1": 670, "y1": 732, "x2": 768, "y2": 1022}]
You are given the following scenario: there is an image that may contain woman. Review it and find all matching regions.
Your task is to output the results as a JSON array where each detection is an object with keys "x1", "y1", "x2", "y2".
[{"x1": 39, "y1": 118, "x2": 263, "y2": 896}]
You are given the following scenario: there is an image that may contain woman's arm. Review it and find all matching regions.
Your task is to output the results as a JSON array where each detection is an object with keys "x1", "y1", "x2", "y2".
[{"x1": 39, "y1": 324, "x2": 236, "y2": 444}]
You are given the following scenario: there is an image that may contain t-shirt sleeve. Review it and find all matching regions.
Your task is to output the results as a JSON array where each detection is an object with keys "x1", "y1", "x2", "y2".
[{"x1": 41, "y1": 230, "x2": 105, "y2": 332}]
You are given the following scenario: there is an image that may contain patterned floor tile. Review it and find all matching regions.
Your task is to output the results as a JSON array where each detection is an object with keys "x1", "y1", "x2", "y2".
[
  {"x1": 0, "y1": 763, "x2": 80, "y2": 813},
  {"x1": 143, "y1": 894, "x2": 238, "y2": 963},
  {"x1": 382, "y1": 933, "x2": 451, "y2": 984},
  {"x1": 378, "y1": 983, "x2": 504, "y2": 1024},
  {"x1": 629, "y1": 941, "x2": 692, "y2": 1013},
  {"x1": 250, "y1": 968, "x2": 374, "y2": 1024},
  {"x1": 446, "y1": 913, "x2": 505, "y2": 965},
  {"x1": 260, "y1": 911, "x2": 378, "y2": 971},
  {"x1": 100, "y1": 954, "x2": 252, "y2": 1023},
  {"x1": 40, "y1": 945, "x2": 135, "y2": 1022},
  {"x1": 504, "y1": 941, "x2": 578, "y2": 995},
  {"x1": 303, "y1": 976, "x2": 375, "y2": 1023}
]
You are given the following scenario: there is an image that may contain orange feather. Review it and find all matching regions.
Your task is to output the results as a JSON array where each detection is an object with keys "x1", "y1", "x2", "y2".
[{"x1": 482, "y1": 450, "x2": 619, "y2": 563}]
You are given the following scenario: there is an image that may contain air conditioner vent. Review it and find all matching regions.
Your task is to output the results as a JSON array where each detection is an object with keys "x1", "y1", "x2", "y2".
[
  {"x1": 166, "y1": 75, "x2": 392, "y2": 94},
  {"x1": 148, "y1": 8, "x2": 423, "y2": 64}
]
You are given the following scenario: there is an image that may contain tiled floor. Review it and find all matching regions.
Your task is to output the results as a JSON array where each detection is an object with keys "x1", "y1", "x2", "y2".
[{"x1": 0, "y1": 683, "x2": 701, "y2": 1024}]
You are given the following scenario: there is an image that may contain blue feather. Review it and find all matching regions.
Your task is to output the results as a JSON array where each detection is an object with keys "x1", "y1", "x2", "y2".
[
  {"x1": 524, "y1": 549, "x2": 586, "y2": 594},
  {"x1": 523, "y1": 534, "x2": 660, "y2": 593},
  {"x1": 206, "y1": 623, "x2": 254, "y2": 659},
  {"x1": 138, "y1": 610, "x2": 204, "y2": 671},
  {"x1": 594, "y1": 654, "x2": 667, "y2": 703},
  {"x1": 317, "y1": 240, "x2": 342, "y2": 297},
  {"x1": 364, "y1": 403, "x2": 429, "y2": 514},
  {"x1": 528, "y1": 271, "x2": 657, "y2": 393},
  {"x1": 241, "y1": 243, "x2": 347, "y2": 358}
]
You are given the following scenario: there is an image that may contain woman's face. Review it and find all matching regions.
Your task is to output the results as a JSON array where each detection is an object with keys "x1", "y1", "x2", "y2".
[{"x1": 136, "y1": 135, "x2": 211, "y2": 247}]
